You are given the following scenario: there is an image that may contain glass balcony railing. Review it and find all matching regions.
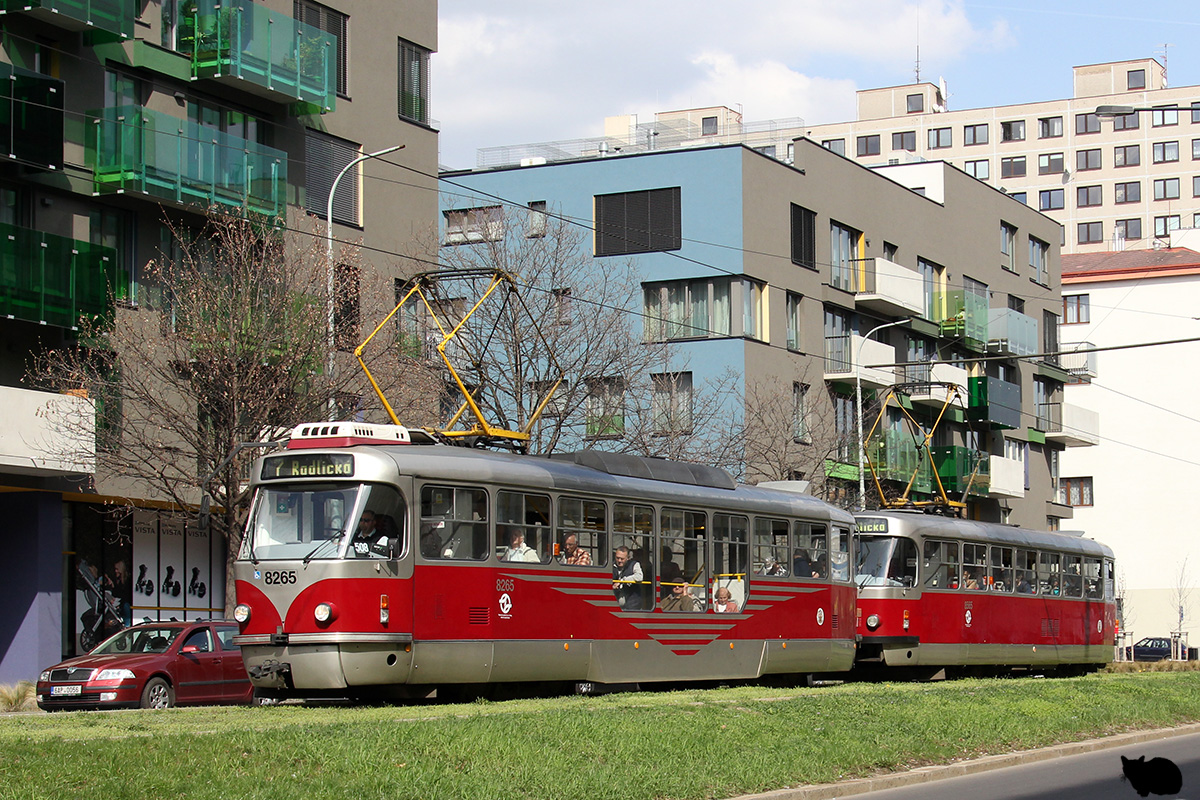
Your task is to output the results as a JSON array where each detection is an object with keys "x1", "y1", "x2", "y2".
[
  {"x1": 0, "y1": 63, "x2": 64, "y2": 170},
  {"x1": 179, "y1": 0, "x2": 336, "y2": 113},
  {"x1": 968, "y1": 376, "x2": 1022, "y2": 429},
  {"x1": 866, "y1": 430, "x2": 933, "y2": 492},
  {"x1": 931, "y1": 446, "x2": 990, "y2": 495},
  {"x1": 935, "y1": 290, "x2": 988, "y2": 352},
  {"x1": 0, "y1": 222, "x2": 119, "y2": 329},
  {"x1": 0, "y1": 0, "x2": 132, "y2": 39},
  {"x1": 987, "y1": 307, "x2": 1038, "y2": 356},
  {"x1": 88, "y1": 105, "x2": 287, "y2": 218}
]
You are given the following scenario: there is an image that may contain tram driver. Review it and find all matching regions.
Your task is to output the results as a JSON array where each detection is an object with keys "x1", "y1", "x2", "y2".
[{"x1": 351, "y1": 510, "x2": 392, "y2": 558}]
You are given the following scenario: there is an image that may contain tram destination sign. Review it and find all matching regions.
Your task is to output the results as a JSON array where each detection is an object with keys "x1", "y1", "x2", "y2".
[
  {"x1": 856, "y1": 517, "x2": 889, "y2": 534},
  {"x1": 261, "y1": 454, "x2": 354, "y2": 480}
]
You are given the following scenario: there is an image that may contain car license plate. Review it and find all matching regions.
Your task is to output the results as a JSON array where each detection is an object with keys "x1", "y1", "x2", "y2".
[{"x1": 51, "y1": 685, "x2": 82, "y2": 696}]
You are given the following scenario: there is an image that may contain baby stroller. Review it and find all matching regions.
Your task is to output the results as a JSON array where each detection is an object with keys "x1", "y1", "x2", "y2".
[{"x1": 77, "y1": 559, "x2": 125, "y2": 652}]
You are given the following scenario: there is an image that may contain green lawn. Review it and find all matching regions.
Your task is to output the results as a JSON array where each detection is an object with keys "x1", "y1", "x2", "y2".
[{"x1": 2, "y1": 673, "x2": 1199, "y2": 800}]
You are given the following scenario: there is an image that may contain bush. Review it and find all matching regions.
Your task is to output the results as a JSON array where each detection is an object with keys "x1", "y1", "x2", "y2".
[{"x1": 1104, "y1": 660, "x2": 1200, "y2": 674}]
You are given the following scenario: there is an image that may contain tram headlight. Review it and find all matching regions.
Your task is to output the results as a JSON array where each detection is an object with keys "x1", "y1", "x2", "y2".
[
  {"x1": 314, "y1": 602, "x2": 338, "y2": 624},
  {"x1": 866, "y1": 613, "x2": 881, "y2": 631},
  {"x1": 233, "y1": 604, "x2": 251, "y2": 624}
]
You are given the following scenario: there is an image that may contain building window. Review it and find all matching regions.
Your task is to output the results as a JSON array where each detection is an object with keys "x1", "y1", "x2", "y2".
[
  {"x1": 742, "y1": 279, "x2": 765, "y2": 341},
  {"x1": 1029, "y1": 236, "x2": 1049, "y2": 285},
  {"x1": 643, "y1": 278, "x2": 731, "y2": 341},
  {"x1": 1062, "y1": 294, "x2": 1089, "y2": 324},
  {"x1": 1152, "y1": 106, "x2": 1178, "y2": 127},
  {"x1": 1077, "y1": 222, "x2": 1103, "y2": 245},
  {"x1": 1153, "y1": 141, "x2": 1179, "y2": 163},
  {"x1": 651, "y1": 372, "x2": 693, "y2": 435},
  {"x1": 831, "y1": 391, "x2": 856, "y2": 463},
  {"x1": 906, "y1": 94, "x2": 924, "y2": 114},
  {"x1": 595, "y1": 187, "x2": 681, "y2": 256},
  {"x1": 1077, "y1": 185, "x2": 1102, "y2": 208},
  {"x1": 1061, "y1": 477, "x2": 1093, "y2": 507},
  {"x1": 1154, "y1": 215, "x2": 1181, "y2": 238},
  {"x1": 883, "y1": 241, "x2": 898, "y2": 261},
  {"x1": 1193, "y1": 139, "x2": 1200, "y2": 160},
  {"x1": 1001, "y1": 222, "x2": 1018, "y2": 272},
  {"x1": 551, "y1": 288, "x2": 573, "y2": 326},
  {"x1": 1001, "y1": 120, "x2": 1025, "y2": 142},
  {"x1": 928, "y1": 127, "x2": 952, "y2": 149},
  {"x1": 333, "y1": 262, "x2": 359, "y2": 350},
  {"x1": 1193, "y1": 102, "x2": 1200, "y2": 124},
  {"x1": 443, "y1": 205, "x2": 503, "y2": 244},
  {"x1": 1115, "y1": 181, "x2": 1141, "y2": 204},
  {"x1": 791, "y1": 204, "x2": 816, "y2": 269},
  {"x1": 1116, "y1": 218, "x2": 1142, "y2": 240},
  {"x1": 1128, "y1": 69, "x2": 1146, "y2": 90},
  {"x1": 526, "y1": 200, "x2": 547, "y2": 238},
  {"x1": 856, "y1": 135, "x2": 881, "y2": 157},
  {"x1": 1076, "y1": 113, "x2": 1100, "y2": 134},
  {"x1": 295, "y1": 0, "x2": 348, "y2": 97},
  {"x1": 1195, "y1": 213, "x2": 1200, "y2": 229},
  {"x1": 1000, "y1": 156, "x2": 1026, "y2": 178},
  {"x1": 91, "y1": 207, "x2": 135, "y2": 304},
  {"x1": 585, "y1": 378, "x2": 625, "y2": 439},
  {"x1": 398, "y1": 38, "x2": 431, "y2": 124},
  {"x1": 701, "y1": 116, "x2": 718, "y2": 136},
  {"x1": 830, "y1": 221, "x2": 863, "y2": 291},
  {"x1": 305, "y1": 130, "x2": 361, "y2": 225},
  {"x1": 1194, "y1": 175, "x2": 1200, "y2": 197},
  {"x1": 822, "y1": 139, "x2": 846, "y2": 156},
  {"x1": 1113, "y1": 113, "x2": 1140, "y2": 131},
  {"x1": 964, "y1": 124, "x2": 988, "y2": 145},
  {"x1": 1039, "y1": 189, "x2": 1064, "y2": 211},
  {"x1": 917, "y1": 258, "x2": 944, "y2": 321},
  {"x1": 892, "y1": 131, "x2": 916, "y2": 151},
  {"x1": 786, "y1": 292, "x2": 802, "y2": 351},
  {"x1": 1154, "y1": 178, "x2": 1180, "y2": 201},
  {"x1": 1038, "y1": 116, "x2": 1063, "y2": 138},
  {"x1": 1009, "y1": 192, "x2": 1027, "y2": 205},
  {"x1": 792, "y1": 382, "x2": 810, "y2": 443},
  {"x1": 1038, "y1": 153, "x2": 1064, "y2": 175},
  {"x1": 1076, "y1": 148, "x2": 1101, "y2": 171},
  {"x1": 965, "y1": 159, "x2": 989, "y2": 179},
  {"x1": 1115, "y1": 144, "x2": 1140, "y2": 167}
]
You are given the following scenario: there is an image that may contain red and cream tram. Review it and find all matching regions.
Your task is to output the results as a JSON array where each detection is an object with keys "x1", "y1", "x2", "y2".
[
  {"x1": 853, "y1": 510, "x2": 1117, "y2": 676},
  {"x1": 233, "y1": 423, "x2": 857, "y2": 700}
]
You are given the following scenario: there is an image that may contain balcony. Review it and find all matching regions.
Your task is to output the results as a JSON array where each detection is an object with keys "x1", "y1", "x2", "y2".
[
  {"x1": 935, "y1": 290, "x2": 988, "y2": 352},
  {"x1": 988, "y1": 307, "x2": 1038, "y2": 357},
  {"x1": 1037, "y1": 402, "x2": 1100, "y2": 447},
  {"x1": 824, "y1": 334, "x2": 897, "y2": 388},
  {"x1": 968, "y1": 376, "x2": 1022, "y2": 430},
  {"x1": 901, "y1": 362, "x2": 968, "y2": 408},
  {"x1": 853, "y1": 258, "x2": 924, "y2": 317},
  {"x1": 0, "y1": 64, "x2": 64, "y2": 171},
  {"x1": 88, "y1": 105, "x2": 287, "y2": 218},
  {"x1": 931, "y1": 445, "x2": 990, "y2": 495},
  {"x1": 0, "y1": 222, "x2": 119, "y2": 329},
  {"x1": 0, "y1": 385, "x2": 94, "y2": 476},
  {"x1": 988, "y1": 454, "x2": 1025, "y2": 498},
  {"x1": 865, "y1": 430, "x2": 933, "y2": 493},
  {"x1": 180, "y1": 0, "x2": 337, "y2": 114},
  {"x1": 1059, "y1": 341, "x2": 1097, "y2": 382},
  {"x1": 0, "y1": 0, "x2": 132, "y2": 40}
]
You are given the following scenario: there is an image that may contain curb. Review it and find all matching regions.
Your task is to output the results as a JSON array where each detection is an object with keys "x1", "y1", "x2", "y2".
[{"x1": 732, "y1": 723, "x2": 1200, "y2": 800}]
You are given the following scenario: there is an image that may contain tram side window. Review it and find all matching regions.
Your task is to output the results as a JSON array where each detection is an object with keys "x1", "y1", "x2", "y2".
[
  {"x1": 497, "y1": 491, "x2": 552, "y2": 564},
  {"x1": 962, "y1": 543, "x2": 987, "y2": 590},
  {"x1": 612, "y1": 503, "x2": 654, "y2": 611},
  {"x1": 419, "y1": 485, "x2": 488, "y2": 560},
  {"x1": 831, "y1": 528, "x2": 851, "y2": 582},
  {"x1": 557, "y1": 497, "x2": 606, "y2": 567},
  {"x1": 922, "y1": 539, "x2": 959, "y2": 589},
  {"x1": 990, "y1": 546, "x2": 1014, "y2": 593},
  {"x1": 753, "y1": 517, "x2": 790, "y2": 577},
  {"x1": 1083, "y1": 556, "x2": 1103, "y2": 599},
  {"x1": 1063, "y1": 555, "x2": 1084, "y2": 598},
  {"x1": 1015, "y1": 549, "x2": 1037, "y2": 594},
  {"x1": 803, "y1": 524, "x2": 828, "y2": 579},
  {"x1": 1038, "y1": 551, "x2": 1061, "y2": 596},
  {"x1": 1104, "y1": 559, "x2": 1115, "y2": 601},
  {"x1": 660, "y1": 508, "x2": 707, "y2": 611},
  {"x1": 713, "y1": 514, "x2": 748, "y2": 612},
  {"x1": 351, "y1": 485, "x2": 407, "y2": 559}
]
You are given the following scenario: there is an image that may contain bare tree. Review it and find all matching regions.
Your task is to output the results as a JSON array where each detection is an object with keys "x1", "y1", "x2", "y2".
[
  {"x1": 29, "y1": 211, "x2": 440, "y2": 612},
  {"x1": 1173, "y1": 556, "x2": 1192, "y2": 658}
]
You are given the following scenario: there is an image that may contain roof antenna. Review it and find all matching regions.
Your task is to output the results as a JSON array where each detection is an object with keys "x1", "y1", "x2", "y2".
[
  {"x1": 1156, "y1": 43, "x2": 1174, "y2": 87},
  {"x1": 914, "y1": 6, "x2": 921, "y2": 83}
]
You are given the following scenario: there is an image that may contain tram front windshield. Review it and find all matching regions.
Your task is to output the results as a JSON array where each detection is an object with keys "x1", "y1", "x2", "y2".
[
  {"x1": 242, "y1": 483, "x2": 406, "y2": 561},
  {"x1": 856, "y1": 536, "x2": 917, "y2": 588}
]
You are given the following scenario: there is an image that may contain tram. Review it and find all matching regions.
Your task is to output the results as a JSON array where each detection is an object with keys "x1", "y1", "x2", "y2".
[
  {"x1": 853, "y1": 510, "x2": 1116, "y2": 676},
  {"x1": 233, "y1": 422, "x2": 857, "y2": 699}
]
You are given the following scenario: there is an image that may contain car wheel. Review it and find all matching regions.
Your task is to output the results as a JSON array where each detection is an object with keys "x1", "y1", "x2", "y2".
[{"x1": 140, "y1": 677, "x2": 175, "y2": 709}]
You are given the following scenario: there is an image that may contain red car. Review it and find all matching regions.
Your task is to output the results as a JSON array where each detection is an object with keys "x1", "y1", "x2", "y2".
[{"x1": 37, "y1": 620, "x2": 254, "y2": 710}]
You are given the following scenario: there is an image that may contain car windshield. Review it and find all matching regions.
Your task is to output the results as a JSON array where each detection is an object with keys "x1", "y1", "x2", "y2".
[
  {"x1": 92, "y1": 627, "x2": 181, "y2": 655},
  {"x1": 856, "y1": 536, "x2": 917, "y2": 588},
  {"x1": 242, "y1": 483, "x2": 407, "y2": 561}
]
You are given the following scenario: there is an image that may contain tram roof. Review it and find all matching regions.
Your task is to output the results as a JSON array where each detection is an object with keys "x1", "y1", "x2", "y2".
[{"x1": 855, "y1": 510, "x2": 1114, "y2": 558}]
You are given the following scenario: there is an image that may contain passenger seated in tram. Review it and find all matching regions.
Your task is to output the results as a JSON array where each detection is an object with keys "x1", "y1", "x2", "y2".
[
  {"x1": 612, "y1": 546, "x2": 644, "y2": 610},
  {"x1": 792, "y1": 548, "x2": 816, "y2": 578},
  {"x1": 1016, "y1": 572, "x2": 1033, "y2": 594},
  {"x1": 501, "y1": 527, "x2": 539, "y2": 562},
  {"x1": 559, "y1": 533, "x2": 592, "y2": 566},
  {"x1": 963, "y1": 569, "x2": 981, "y2": 590},
  {"x1": 811, "y1": 554, "x2": 827, "y2": 579},
  {"x1": 659, "y1": 575, "x2": 703, "y2": 612},
  {"x1": 759, "y1": 556, "x2": 788, "y2": 576},
  {"x1": 712, "y1": 586, "x2": 739, "y2": 613}
]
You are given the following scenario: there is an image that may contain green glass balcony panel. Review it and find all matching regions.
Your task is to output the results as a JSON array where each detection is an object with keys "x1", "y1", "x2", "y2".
[
  {"x1": 586, "y1": 414, "x2": 624, "y2": 438},
  {"x1": 987, "y1": 307, "x2": 1038, "y2": 356},
  {"x1": 0, "y1": 63, "x2": 64, "y2": 170},
  {"x1": 934, "y1": 289, "x2": 989, "y2": 352},
  {"x1": 931, "y1": 445, "x2": 990, "y2": 495},
  {"x1": 967, "y1": 376, "x2": 1022, "y2": 430},
  {"x1": 180, "y1": 0, "x2": 336, "y2": 113},
  {"x1": 0, "y1": 222, "x2": 118, "y2": 328},
  {"x1": 88, "y1": 105, "x2": 287, "y2": 218},
  {"x1": 867, "y1": 431, "x2": 934, "y2": 493},
  {"x1": 0, "y1": 0, "x2": 132, "y2": 39}
]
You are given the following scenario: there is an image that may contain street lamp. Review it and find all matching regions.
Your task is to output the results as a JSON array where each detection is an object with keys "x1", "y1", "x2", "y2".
[
  {"x1": 856, "y1": 319, "x2": 910, "y2": 511},
  {"x1": 1094, "y1": 104, "x2": 1137, "y2": 117},
  {"x1": 325, "y1": 144, "x2": 403, "y2": 421}
]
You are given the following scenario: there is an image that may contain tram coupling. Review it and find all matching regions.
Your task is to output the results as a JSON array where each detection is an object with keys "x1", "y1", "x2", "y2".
[{"x1": 248, "y1": 659, "x2": 292, "y2": 684}]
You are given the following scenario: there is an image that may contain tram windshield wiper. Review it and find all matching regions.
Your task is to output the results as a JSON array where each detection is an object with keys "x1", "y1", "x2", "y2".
[{"x1": 302, "y1": 536, "x2": 341, "y2": 565}]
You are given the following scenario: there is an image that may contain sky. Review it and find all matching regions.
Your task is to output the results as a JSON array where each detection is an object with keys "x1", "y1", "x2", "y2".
[{"x1": 431, "y1": 1, "x2": 1200, "y2": 171}]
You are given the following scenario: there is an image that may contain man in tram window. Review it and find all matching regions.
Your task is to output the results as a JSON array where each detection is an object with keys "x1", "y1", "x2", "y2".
[
  {"x1": 501, "y1": 526, "x2": 539, "y2": 562},
  {"x1": 560, "y1": 533, "x2": 592, "y2": 566},
  {"x1": 351, "y1": 510, "x2": 391, "y2": 557},
  {"x1": 612, "y1": 546, "x2": 643, "y2": 610},
  {"x1": 659, "y1": 575, "x2": 703, "y2": 612}
]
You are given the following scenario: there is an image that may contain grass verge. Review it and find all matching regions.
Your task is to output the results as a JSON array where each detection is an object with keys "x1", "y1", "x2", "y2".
[{"x1": 2, "y1": 673, "x2": 1199, "y2": 800}]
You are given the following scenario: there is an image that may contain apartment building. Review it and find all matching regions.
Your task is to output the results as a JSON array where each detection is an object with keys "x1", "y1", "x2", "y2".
[
  {"x1": 441, "y1": 138, "x2": 1096, "y2": 532},
  {"x1": 1059, "y1": 244, "x2": 1200, "y2": 644},
  {"x1": 0, "y1": 0, "x2": 438, "y2": 684},
  {"x1": 804, "y1": 58, "x2": 1200, "y2": 254}
]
